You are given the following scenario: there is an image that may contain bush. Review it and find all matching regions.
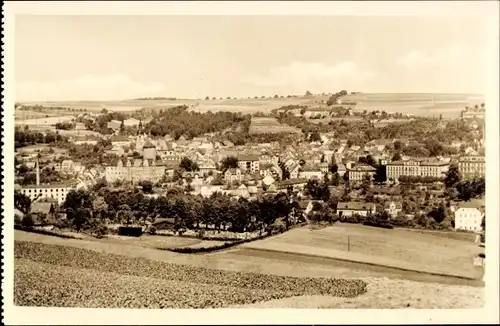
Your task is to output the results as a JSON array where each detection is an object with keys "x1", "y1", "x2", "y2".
[
  {"x1": 362, "y1": 220, "x2": 394, "y2": 229},
  {"x1": 21, "y1": 214, "x2": 35, "y2": 228}
]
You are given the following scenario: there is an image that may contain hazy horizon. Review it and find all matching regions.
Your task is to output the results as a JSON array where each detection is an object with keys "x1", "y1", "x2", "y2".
[{"x1": 16, "y1": 15, "x2": 489, "y2": 102}]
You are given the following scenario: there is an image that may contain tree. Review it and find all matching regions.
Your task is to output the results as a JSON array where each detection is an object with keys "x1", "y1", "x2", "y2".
[
  {"x1": 179, "y1": 157, "x2": 199, "y2": 172},
  {"x1": 428, "y1": 203, "x2": 446, "y2": 223},
  {"x1": 444, "y1": 165, "x2": 461, "y2": 188},
  {"x1": 304, "y1": 179, "x2": 330, "y2": 201},
  {"x1": 15, "y1": 191, "x2": 31, "y2": 214},
  {"x1": 309, "y1": 131, "x2": 322, "y2": 143},
  {"x1": 139, "y1": 180, "x2": 154, "y2": 193},
  {"x1": 220, "y1": 156, "x2": 238, "y2": 172},
  {"x1": 63, "y1": 189, "x2": 93, "y2": 231},
  {"x1": 392, "y1": 152, "x2": 402, "y2": 162},
  {"x1": 343, "y1": 171, "x2": 350, "y2": 184},
  {"x1": 119, "y1": 120, "x2": 125, "y2": 135},
  {"x1": 331, "y1": 172, "x2": 340, "y2": 186},
  {"x1": 373, "y1": 165, "x2": 387, "y2": 183},
  {"x1": 205, "y1": 96, "x2": 210, "y2": 100},
  {"x1": 274, "y1": 94, "x2": 279, "y2": 99},
  {"x1": 329, "y1": 163, "x2": 338, "y2": 174},
  {"x1": 305, "y1": 90, "x2": 312, "y2": 96},
  {"x1": 21, "y1": 214, "x2": 35, "y2": 228}
]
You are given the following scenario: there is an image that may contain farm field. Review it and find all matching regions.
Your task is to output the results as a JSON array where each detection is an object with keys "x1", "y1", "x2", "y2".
[
  {"x1": 234, "y1": 277, "x2": 484, "y2": 308},
  {"x1": 20, "y1": 97, "x2": 314, "y2": 115},
  {"x1": 19, "y1": 93, "x2": 483, "y2": 118},
  {"x1": 240, "y1": 223, "x2": 484, "y2": 279},
  {"x1": 249, "y1": 117, "x2": 302, "y2": 134},
  {"x1": 14, "y1": 241, "x2": 366, "y2": 308},
  {"x1": 14, "y1": 230, "x2": 484, "y2": 308},
  {"x1": 339, "y1": 93, "x2": 484, "y2": 119},
  {"x1": 15, "y1": 115, "x2": 75, "y2": 126}
]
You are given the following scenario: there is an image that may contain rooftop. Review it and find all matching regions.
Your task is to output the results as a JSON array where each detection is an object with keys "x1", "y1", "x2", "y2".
[{"x1": 337, "y1": 202, "x2": 376, "y2": 211}]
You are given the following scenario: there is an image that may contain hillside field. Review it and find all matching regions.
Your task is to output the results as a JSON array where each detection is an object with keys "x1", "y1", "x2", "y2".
[
  {"x1": 249, "y1": 117, "x2": 302, "y2": 134},
  {"x1": 340, "y1": 93, "x2": 484, "y2": 119},
  {"x1": 18, "y1": 93, "x2": 483, "y2": 120},
  {"x1": 240, "y1": 223, "x2": 484, "y2": 279}
]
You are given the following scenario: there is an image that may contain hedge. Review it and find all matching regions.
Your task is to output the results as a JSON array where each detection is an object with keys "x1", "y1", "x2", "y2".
[
  {"x1": 362, "y1": 221, "x2": 394, "y2": 229},
  {"x1": 14, "y1": 225, "x2": 82, "y2": 239},
  {"x1": 160, "y1": 224, "x2": 308, "y2": 254}
]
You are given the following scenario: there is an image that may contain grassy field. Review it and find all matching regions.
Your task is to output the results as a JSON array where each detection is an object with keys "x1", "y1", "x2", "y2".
[
  {"x1": 240, "y1": 223, "x2": 484, "y2": 279},
  {"x1": 249, "y1": 117, "x2": 302, "y2": 134}
]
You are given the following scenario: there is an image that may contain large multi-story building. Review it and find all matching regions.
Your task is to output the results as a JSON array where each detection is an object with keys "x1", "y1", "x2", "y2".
[
  {"x1": 20, "y1": 183, "x2": 75, "y2": 205},
  {"x1": 386, "y1": 159, "x2": 449, "y2": 182},
  {"x1": 348, "y1": 164, "x2": 377, "y2": 181},
  {"x1": 458, "y1": 155, "x2": 485, "y2": 179},
  {"x1": 237, "y1": 154, "x2": 260, "y2": 174},
  {"x1": 105, "y1": 158, "x2": 167, "y2": 184},
  {"x1": 19, "y1": 160, "x2": 75, "y2": 204}
]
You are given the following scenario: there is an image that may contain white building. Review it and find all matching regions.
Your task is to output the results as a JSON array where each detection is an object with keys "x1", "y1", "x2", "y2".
[
  {"x1": 237, "y1": 154, "x2": 260, "y2": 174},
  {"x1": 454, "y1": 203, "x2": 485, "y2": 232},
  {"x1": 105, "y1": 158, "x2": 167, "y2": 184},
  {"x1": 386, "y1": 159, "x2": 449, "y2": 182},
  {"x1": 348, "y1": 164, "x2": 377, "y2": 181},
  {"x1": 20, "y1": 183, "x2": 74, "y2": 205},
  {"x1": 337, "y1": 202, "x2": 376, "y2": 217}
]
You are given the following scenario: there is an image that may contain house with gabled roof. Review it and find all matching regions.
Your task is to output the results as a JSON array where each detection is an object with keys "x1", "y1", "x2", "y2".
[{"x1": 337, "y1": 202, "x2": 376, "y2": 217}]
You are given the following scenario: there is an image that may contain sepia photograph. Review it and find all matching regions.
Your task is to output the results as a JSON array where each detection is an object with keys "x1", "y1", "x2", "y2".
[{"x1": 2, "y1": 1, "x2": 499, "y2": 325}]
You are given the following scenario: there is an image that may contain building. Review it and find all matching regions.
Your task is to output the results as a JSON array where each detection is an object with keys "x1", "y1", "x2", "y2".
[
  {"x1": 237, "y1": 154, "x2": 260, "y2": 173},
  {"x1": 259, "y1": 163, "x2": 283, "y2": 180},
  {"x1": 61, "y1": 160, "x2": 74, "y2": 172},
  {"x1": 224, "y1": 168, "x2": 243, "y2": 184},
  {"x1": 19, "y1": 159, "x2": 75, "y2": 204},
  {"x1": 386, "y1": 159, "x2": 449, "y2": 182},
  {"x1": 20, "y1": 184, "x2": 74, "y2": 205},
  {"x1": 454, "y1": 201, "x2": 485, "y2": 232},
  {"x1": 72, "y1": 135, "x2": 99, "y2": 146},
  {"x1": 337, "y1": 202, "x2": 376, "y2": 217},
  {"x1": 458, "y1": 155, "x2": 485, "y2": 179},
  {"x1": 298, "y1": 166, "x2": 323, "y2": 180},
  {"x1": 110, "y1": 135, "x2": 131, "y2": 148},
  {"x1": 348, "y1": 164, "x2": 377, "y2": 181},
  {"x1": 274, "y1": 178, "x2": 308, "y2": 193},
  {"x1": 105, "y1": 158, "x2": 167, "y2": 184},
  {"x1": 337, "y1": 163, "x2": 347, "y2": 177},
  {"x1": 142, "y1": 141, "x2": 157, "y2": 160},
  {"x1": 384, "y1": 201, "x2": 403, "y2": 218}
]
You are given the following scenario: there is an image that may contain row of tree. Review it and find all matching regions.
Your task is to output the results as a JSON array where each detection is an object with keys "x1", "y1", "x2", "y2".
[
  {"x1": 14, "y1": 126, "x2": 68, "y2": 148},
  {"x1": 62, "y1": 186, "x2": 304, "y2": 235}
]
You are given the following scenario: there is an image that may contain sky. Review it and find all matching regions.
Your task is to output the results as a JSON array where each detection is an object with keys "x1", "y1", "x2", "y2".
[{"x1": 15, "y1": 15, "x2": 490, "y2": 101}]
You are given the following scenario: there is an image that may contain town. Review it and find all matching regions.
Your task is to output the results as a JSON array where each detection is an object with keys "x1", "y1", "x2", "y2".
[{"x1": 14, "y1": 93, "x2": 486, "y2": 240}]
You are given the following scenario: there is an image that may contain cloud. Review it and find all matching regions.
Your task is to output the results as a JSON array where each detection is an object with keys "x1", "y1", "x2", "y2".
[
  {"x1": 397, "y1": 42, "x2": 479, "y2": 69},
  {"x1": 16, "y1": 74, "x2": 166, "y2": 101},
  {"x1": 240, "y1": 61, "x2": 378, "y2": 93}
]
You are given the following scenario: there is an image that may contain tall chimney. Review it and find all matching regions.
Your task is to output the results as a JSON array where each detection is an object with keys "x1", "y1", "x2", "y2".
[{"x1": 36, "y1": 158, "x2": 40, "y2": 186}]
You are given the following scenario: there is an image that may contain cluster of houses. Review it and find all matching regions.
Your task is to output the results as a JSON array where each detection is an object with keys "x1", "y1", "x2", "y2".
[{"x1": 15, "y1": 125, "x2": 486, "y2": 234}]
